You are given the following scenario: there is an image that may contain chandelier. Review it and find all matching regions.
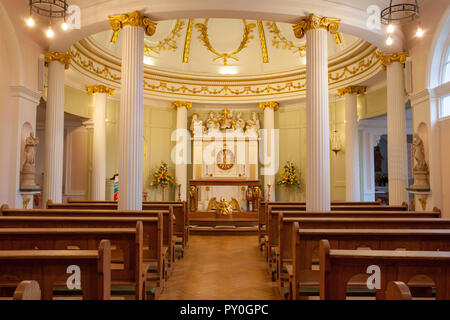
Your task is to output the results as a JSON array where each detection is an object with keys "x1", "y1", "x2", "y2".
[
  {"x1": 381, "y1": 0, "x2": 424, "y2": 46},
  {"x1": 25, "y1": 0, "x2": 70, "y2": 38}
]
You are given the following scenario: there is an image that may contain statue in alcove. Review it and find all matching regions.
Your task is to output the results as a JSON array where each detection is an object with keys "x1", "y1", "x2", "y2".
[
  {"x1": 410, "y1": 134, "x2": 430, "y2": 190},
  {"x1": 21, "y1": 132, "x2": 40, "y2": 190}
]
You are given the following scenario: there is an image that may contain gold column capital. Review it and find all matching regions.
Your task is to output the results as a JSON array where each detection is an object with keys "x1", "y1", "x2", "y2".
[
  {"x1": 108, "y1": 10, "x2": 157, "y2": 43},
  {"x1": 292, "y1": 13, "x2": 340, "y2": 39},
  {"x1": 44, "y1": 51, "x2": 71, "y2": 70},
  {"x1": 379, "y1": 52, "x2": 409, "y2": 71},
  {"x1": 259, "y1": 101, "x2": 279, "y2": 111},
  {"x1": 87, "y1": 85, "x2": 115, "y2": 96},
  {"x1": 337, "y1": 86, "x2": 366, "y2": 97},
  {"x1": 172, "y1": 101, "x2": 193, "y2": 110}
]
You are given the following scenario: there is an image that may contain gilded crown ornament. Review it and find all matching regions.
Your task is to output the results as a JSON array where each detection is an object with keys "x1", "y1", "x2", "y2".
[
  {"x1": 87, "y1": 85, "x2": 115, "y2": 96},
  {"x1": 259, "y1": 101, "x2": 279, "y2": 111},
  {"x1": 109, "y1": 11, "x2": 157, "y2": 43},
  {"x1": 379, "y1": 52, "x2": 409, "y2": 70},
  {"x1": 44, "y1": 51, "x2": 71, "y2": 70},
  {"x1": 337, "y1": 86, "x2": 366, "y2": 97},
  {"x1": 292, "y1": 13, "x2": 341, "y2": 39}
]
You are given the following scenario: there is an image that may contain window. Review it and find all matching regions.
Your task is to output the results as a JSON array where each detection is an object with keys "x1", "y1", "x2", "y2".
[
  {"x1": 444, "y1": 48, "x2": 450, "y2": 84},
  {"x1": 442, "y1": 95, "x2": 450, "y2": 119}
]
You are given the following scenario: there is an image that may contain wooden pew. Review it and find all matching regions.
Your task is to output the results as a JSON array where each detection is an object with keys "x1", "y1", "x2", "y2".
[
  {"x1": 66, "y1": 199, "x2": 189, "y2": 250},
  {"x1": 279, "y1": 216, "x2": 450, "y2": 287},
  {"x1": 319, "y1": 239, "x2": 450, "y2": 300},
  {"x1": 266, "y1": 209, "x2": 441, "y2": 282},
  {"x1": 1, "y1": 205, "x2": 173, "y2": 278},
  {"x1": 0, "y1": 215, "x2": 164, "y2": 298},
  {"x1": 0, "y1": 225, "x2": 143, "y2": 300},
  {"x1": 291, "y1": 225, "x2": 450, "y2": 300},
  {"x1": 0, "y1": 240, "x2": 111, "y2": 300},
  {"x1": 258, "y1": 201, "x2": 267, "y2": 251},
  {"x1": 44, "y1": 201, "x2": 178, "y2": 267}
]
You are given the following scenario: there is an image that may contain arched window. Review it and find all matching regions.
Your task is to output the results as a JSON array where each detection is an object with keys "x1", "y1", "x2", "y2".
[
  {"x1": 440, "y1": 46, "x2": 450, "y2": 118},
  {"x1": 443, "y1": 46, "x2": 450, "y2": 84}
]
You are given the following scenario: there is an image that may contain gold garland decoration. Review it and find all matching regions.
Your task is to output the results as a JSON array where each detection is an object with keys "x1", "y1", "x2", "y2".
[
  {"x1": 328, "y1": 50, "x2": 380, "y2": 81},
  {"x1": 144, "y1": 19, "x2": 185, "y2": 57},
  {"x1": 69, "y1": 48, "x2": 121, "y2": 81},
  {"x1": 266, "y1": 22, "x2": 306, "y2": 57},
  {"x1": 195, "y1": 19, "x2": 256, "y2": 65}
]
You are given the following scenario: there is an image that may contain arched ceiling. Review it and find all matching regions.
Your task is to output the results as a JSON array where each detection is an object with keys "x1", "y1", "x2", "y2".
[{"x1": 88, "y1": 19, "x2": 361, "y2": 76}]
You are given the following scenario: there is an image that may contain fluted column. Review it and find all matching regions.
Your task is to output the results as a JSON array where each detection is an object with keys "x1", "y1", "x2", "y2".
[
  {"x1": 338, "y1": 86, "x2": 366, "y2": 201},
  {"x1": 43, "y1": 52, "x2": 70, "y2": 205},
  {"x1": 173, "y1": 101, "x2": 192, "y2": 201},
  {"x1": 109, "y1": 11, "x2": 157, "y2": 210},
  {"x1": 87, "y1": 86, "x2": 114, "y2": 200},
  {"x1": 293, "y1": 14, "x2": 340, "y2": 211},
  {"x1": 259, "y1": 101, "x2": 278, "y2": 201},
  {"x1": 381, "y1": 53, "x2": 409, "y2": 205}
]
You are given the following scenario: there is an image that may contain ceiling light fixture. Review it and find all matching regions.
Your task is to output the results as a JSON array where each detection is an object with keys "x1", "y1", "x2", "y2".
[
  {"x1": 381, "y1": 1, "x2": 423, "y2": 46},
  {"x1": 27, "y1": 0, "x2": 70, "y2": 38}
]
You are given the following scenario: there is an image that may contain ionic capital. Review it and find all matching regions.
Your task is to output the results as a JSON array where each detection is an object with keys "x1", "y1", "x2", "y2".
[
  {"x1": 109, "y1": 10, "x2": 157, "y2": 43},
  {"x1": 44, "y1": 51, "x2": 71, "y2": 70},
  {"x1": 293, "y1": 13, "x2": 340, "y2": 39}
]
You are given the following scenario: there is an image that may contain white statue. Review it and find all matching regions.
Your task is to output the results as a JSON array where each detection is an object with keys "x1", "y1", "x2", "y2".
[
  {"x1": 246, "y1": 111, "x2": 260, "y2": 136},
  {"x1": 206, "y1": 111, "x2": 220, "y2": 133},
  {"x1": 412, "y1": 134, "x2": 428, "y2": 172},
  {"x1": 190, "y1": 113, "x2": 205, "y2": 136},
  {"x1": 233, "y1": 112, "x2": 246, "y2": 133},
  {"x1": 410, "y1": 133, "x2": 430, "y2": 190},
  {"x1": 21, "y1": 132, "x2": 40, "y2": 190},
  {"x1": 219, "y1": 108, "x2": 233, "y2": 129}
]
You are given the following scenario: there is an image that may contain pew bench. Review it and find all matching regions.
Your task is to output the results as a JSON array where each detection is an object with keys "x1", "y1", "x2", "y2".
[
  {"x1": 319, "y1": 239, "x2": 450, "y2": 300},
  {"x1": 0, "y1": 240, "x2": 111, "y2": 300},
  {"x1": 266, "y1": 210, "x2": 441, "y2": 283},
  {"x1": 291, "y1": 225, "x2": 450, "y2": 300},
  {"x1": 0, "y1": 215, "x2": 165, "y2": 298},
  {"x1": 0, "y1": 225, "x2": 144, "y2": 300}
]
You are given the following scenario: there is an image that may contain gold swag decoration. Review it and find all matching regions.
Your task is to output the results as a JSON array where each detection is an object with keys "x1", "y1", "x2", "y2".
[
  {"x1": 109, "y1": 10, "x2": 157, "y2": 43},
  {"x1": 87, "y1": 85, "x2": 115, "y2": 96},
  {"x1": 337, "y1": 86, "x2": 366, "y2": 97},
  {"x1": 293, "y1": 13, "x2": 340, "y2": 39},
  {"x1": 378, "y1": 52, "x2": 409, "y2": 71},
  {"x1": 45, "y1": 51, "x2": 71, "y2": 70},
  {"x1": 195, "y1": 19, "x2": 256, "y2": 65}
]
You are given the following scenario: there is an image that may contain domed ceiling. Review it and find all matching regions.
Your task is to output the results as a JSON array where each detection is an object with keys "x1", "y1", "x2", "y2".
[
  {"x1": 68, "y1": 18, "x2": 382, "y2": 103},
  {"x1": 88, "y1": 18, "x2": 360, "y2": 76}
]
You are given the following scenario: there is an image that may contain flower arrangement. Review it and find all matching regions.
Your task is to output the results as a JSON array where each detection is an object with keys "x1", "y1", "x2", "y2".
[
  {"x1": 277, "y1": 161, "x2": 301, "y2": 189},
  {"x1": 150, "y1": 161, "x2": 175, "y2": 189}
]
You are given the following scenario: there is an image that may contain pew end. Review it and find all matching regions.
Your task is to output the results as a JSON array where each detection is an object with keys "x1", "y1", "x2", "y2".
[
  {"x1": 13, "y1": 280, "x2": 41, "y2": 300},
  {"x1": 385, "y1": 281, "x2": 412, "y2": 300}
]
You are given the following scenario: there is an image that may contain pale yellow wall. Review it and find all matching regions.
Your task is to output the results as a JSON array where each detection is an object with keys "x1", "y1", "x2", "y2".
[
  {"x1": 63, "y1": 85, "x2": 388, "y2": 202},
  {"x1": 63, "y1": 86, "x2": 177, "y2": 200},
  {"x1": 440, "y1": 117, "x2": 450, "y2": 218},
  {"x1": 358, "y1": 87, "x2": 387, "y2": 120}
]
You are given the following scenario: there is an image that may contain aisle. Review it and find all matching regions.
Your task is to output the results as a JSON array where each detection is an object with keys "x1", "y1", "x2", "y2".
[{"x1": 159, "y1": 235, "x2": 280, "y2": 300}]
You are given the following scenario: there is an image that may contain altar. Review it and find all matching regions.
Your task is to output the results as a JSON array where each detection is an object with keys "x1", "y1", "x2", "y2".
[{"x1": 188, "y1": 108, "x2": 262, "y2": 234}]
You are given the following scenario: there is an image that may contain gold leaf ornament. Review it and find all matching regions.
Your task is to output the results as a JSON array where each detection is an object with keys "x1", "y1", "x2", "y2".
[{"x1": 195, "y1": 19, "x2": 256, "y2": 65}]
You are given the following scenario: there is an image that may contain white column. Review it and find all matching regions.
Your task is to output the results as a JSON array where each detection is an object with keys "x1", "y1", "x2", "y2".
[
  {"x1": 88, "y1": 86, "x2": 113, "y2": 200},
  {"x1": 118, "y1": 25, "x2": 144, "y2": 210},
  {"x1": 43, "y1": 52, "x2": 69, "y2": 205},
  {"x1": 362, "y1": 131, "x2": 378, "y2": 201},
  {"x1": 260, "y1": 102, "x2": 278, "y2": 202},
  {"x1": 339, "y1": 87, "x2": 365, "y2": 201},
  {"x1": 384, "y1": 54, "x2": 408, "y2": 205},
  {"x1": 173, "y1": 101, "x2": 191, "y2": 201},
  {"x1": 294, "y1": 14, "x2": 340, "y2": 212}
]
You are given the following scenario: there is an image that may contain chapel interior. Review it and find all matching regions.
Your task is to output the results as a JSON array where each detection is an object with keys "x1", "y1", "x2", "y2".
[{"x1": 0, "y1": 0, "x2": 449, "y2": 301}]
